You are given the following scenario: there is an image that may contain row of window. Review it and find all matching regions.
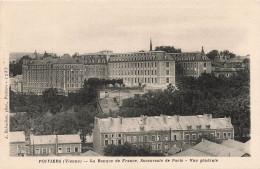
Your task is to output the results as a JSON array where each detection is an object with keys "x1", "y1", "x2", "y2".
[
  {"x1": 185, "y1": 132, "x2": 232, "y2": 140},
  {"x1": 110, "y1": 69, "x2": 157, "y2": 76},
  {"x1": 34, "y1": 147, "x2": 79, "y2": 155},
  {"x1": 109, "y1": 62, "x2": 158, "y2": 69}
]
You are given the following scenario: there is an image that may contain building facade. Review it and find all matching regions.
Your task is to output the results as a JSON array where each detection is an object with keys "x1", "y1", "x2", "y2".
[
  {"x1": 10, "y1": 131, "x2": 27, "y2": 156},
  {"x1": 169, "y1": 47, "x2": 212, "y2": 80},
  {"x1": 30, "y1": 134, "x2": 81, "y2": 156},
  {"x1": 93, "y1": 114, "x2": 234, "y2": 155},
  {"x1": 108, "y1": 51, "x2": 175, "y2": 87}
]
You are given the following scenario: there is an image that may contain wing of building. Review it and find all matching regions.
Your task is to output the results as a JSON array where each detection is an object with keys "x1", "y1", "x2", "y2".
[{"x1": 93, "y1": 114, "x2": 234, "y2": 155}]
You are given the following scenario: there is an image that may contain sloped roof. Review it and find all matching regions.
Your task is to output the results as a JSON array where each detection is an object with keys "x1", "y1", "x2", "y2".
[
  {"x1": 78, "y1": 54, "x2": 107, "y2": 64},
  {"x1": 108, "y1": 51, "x2": 174, "y2": 62},
  {"x1": 56, "y1": 54, "x2": 79, "y2": 64},
  {"x1": 10, "y1": 131, "x2": 26, "y2": 143},
  {"x1": 213, "y1": 67, "x2": 237, "y2": 72},
  {"x1": 58, "y1": 135, "x2": 81, "y2": 144},
  {"x1": 97, "y1": 115, "x2": 182, "y2": 133},
  {"x1": 30, "y1": 134, "x2": 81, "y2": 145},
  {"x1": 169, "y1": 52, "x2": 210, "y2": 61},
  {"x1": 167, "y1": 146, "x2": 181, "y2": 155},
  {"x1": 221, "y1": 139, "x2": 250, "y2": 154},
  {"x1": 96, "y1": 114, "x2": 233, "y2": 133},
  {"x1": 30, "y1": 135, "x2": 56, "y2": 145},
  {"x1": 192, "y1": 140, "x2": 246, "y2": 157},
  {"x1": 174, "y1": 148, "x2": 215, "y2": 157}
]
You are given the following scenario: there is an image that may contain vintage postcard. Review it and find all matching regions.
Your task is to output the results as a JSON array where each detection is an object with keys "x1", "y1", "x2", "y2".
[{"x1": 0, "y1": 0, "x2": 260, "y2": 169}]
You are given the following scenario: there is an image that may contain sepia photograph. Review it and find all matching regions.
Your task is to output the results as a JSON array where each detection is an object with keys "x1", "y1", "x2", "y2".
[{"x1": 1, "y1": 0, "x2": 260, "y2": 168}]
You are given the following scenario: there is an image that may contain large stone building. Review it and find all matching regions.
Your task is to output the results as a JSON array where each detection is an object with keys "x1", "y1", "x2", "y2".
[
  {"x1": 21, "y1": 43, "x2": 211, "y2": 95},
  {"x1": 22, "y1": 54, "x2": 84, "y2": 95},
  {"x1": 107, "y1": 51, "x2": 175, "y2": 87},
  {"x1": 169, "y1": 47, "x2": 212, "y2": 80},
  {"x1": 93, "y1": 114, "x2": 234, "y2": 155}
]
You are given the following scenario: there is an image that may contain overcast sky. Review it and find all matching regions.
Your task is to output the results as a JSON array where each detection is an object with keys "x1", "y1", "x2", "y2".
[{"x1": 2, "y1": 0, "x2": 258, "y2": 56}]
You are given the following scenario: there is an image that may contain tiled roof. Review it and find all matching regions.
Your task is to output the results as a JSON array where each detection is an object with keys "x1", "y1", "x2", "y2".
[
  {"x1": 174, "y1": 148, "x2": 215, "y2": 157},
  {"x1": 30, "y1": 134, "x2": 81, "y2": 145},
  {"x1": 9, "y1": 131, "x2": 26, "y2": 143},
  {"x1": 30, "y1": 135, "x2": 56, "y2": 145},
  {"x1": 57, "y1": 135, "x2": 81, "y2": 144},
  {"x1": 221, "y1": 139, "x2": 250, "y2": 154},
  {"x1": 192, "y1": 140, "x2": 246, "y2": 157},
  {"x1": 169, "y1": 52, "x2": 210, "y2": 61},
  {"x1": 108, "y1": 51, "x2": 174, "y2": 62},
  {"x1": 96, "y1": 114, "x2": 233, "y2": 133},
  {"x1": 78, "y1": 54, "x2": 107, "y2": 64}
]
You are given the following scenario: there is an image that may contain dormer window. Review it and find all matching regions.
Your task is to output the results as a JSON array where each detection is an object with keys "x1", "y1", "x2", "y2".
[
  {"x1": 206, "y1": 125, "x2": 210, "y2": 129},
  {"x1": 187, "y1": 125, "x2": 192, "y2": 130},
  {"x1": 197, "y1": 125, "x2": 201, "y2": 129}
]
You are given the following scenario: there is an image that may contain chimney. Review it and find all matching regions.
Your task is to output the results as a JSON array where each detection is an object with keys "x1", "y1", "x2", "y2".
[
  {"x1": 176, "y1": 115, "x2": 179, "y2": 122},
  {"x1": 118, "y1": 116, "x2": 123, "y2": 125},
  {"x1": 150, "y1": 38, "x2": 152, "y2": 51}
]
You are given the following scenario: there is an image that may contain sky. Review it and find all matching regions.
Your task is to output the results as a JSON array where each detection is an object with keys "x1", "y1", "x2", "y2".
[{"x1": 1, "y1": 0, "x2": 258, "y2": 56}]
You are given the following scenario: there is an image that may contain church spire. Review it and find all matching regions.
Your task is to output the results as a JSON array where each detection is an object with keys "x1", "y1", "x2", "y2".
[
  {"x1": 150, "y1": 38, "x2": 152, "y2": 51},
  {"x1": 201, "y1": 46, "x2": 205, "y2": 54}
]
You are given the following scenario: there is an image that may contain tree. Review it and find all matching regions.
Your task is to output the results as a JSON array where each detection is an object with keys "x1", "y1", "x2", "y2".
[
  {"x1": 43, "y1": 88, "x2": 64, "y2": 114},
  {"x1": 117, "y1": 79, "x2": 124, "y2": 87},
  {"x1": 155, "y1": 46, "x2": 181, "y2": 53},
  {"x1": 220, "y1": 50, "x2": 236, "y2": 59},
  {"x1": 10, "y1": 55, "x2": 32, "y2": 76},
  {"x1": 206, "y1": 50, "x2": 219, "y2": 60}
]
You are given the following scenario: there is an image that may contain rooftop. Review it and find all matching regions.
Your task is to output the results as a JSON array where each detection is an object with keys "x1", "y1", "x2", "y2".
[
  {"x1": 221, "y1": 139, "x2": 250, "y2": 154},
  {"x1": 192, "y1": 139, "x2": 246, "y2": 157},
  {"x1": 30, "y1": 134, "x2": 81, "y2": 145},
  {"x1": 9, "y1": 131, "x2": 26, "y2": 143},
  {"x1": 95, "y1": 114, "x2": 233, "y2": 133}
]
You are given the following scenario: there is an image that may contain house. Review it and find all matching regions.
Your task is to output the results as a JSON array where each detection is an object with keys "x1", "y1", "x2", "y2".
[
  {"x1": 30, "y1": 134, "x2": 81, "y2": 156},
  {"x1": 174, "y1": 139, "x2": 249, "y2": 157},
  {"x1": 93, "y1": 114, "x2": 234, "y2": 155},
  {"x1": 221, "y1": 139, "x2": 250, "y2": 154},
  {"x1": 10, "y1": 131, "x2": 27, "y2": 156}
]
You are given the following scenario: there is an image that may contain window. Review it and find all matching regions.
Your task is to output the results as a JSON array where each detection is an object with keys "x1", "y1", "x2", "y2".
[
  {"x1": 75, "y1": 147, "x2": 78, "y2": 152},
  {"x1": 152, "y1": 144, "x2": 156, "y2": 150},
  {"x1": 58, "y1": 147, "x2": 62, "y2": 153},
  {"x1": 197, "y1": 125, "x2": 201, "y2": 129},
  {"x1": 105, "y1": 134, "x2": 108, "y2": 138},
  {"x1": 67, "y1": 148, "x2": 71, "y2": 153},
  {"x1": 204, "y1": 70, "x2": 206, "y2": 73},
  {"x1": 185, "y1": 134, "x2": 190, "y2": 140},
  {"x1": 42, "y1": 148, "x2": 47, "y2": 155},
  {"x1": 228, "y1": 132, "x2": 231, "y2": 138},
  {"x1": 192, "y1": 134, "x2": 196, "y2": 140},
  {"x1": 223, "y1": 133, "x2": 227, "y2": 139},
  {"x1": 198, "y1": 133, "x2": 202, "y2": 138},
  {"x1": 139, "y1": 144, "x2": 143, "y2": 149},
  {"x1": 166, "y1": 70, "x2": 169, "y2": 75},
  {"x1": 166, "y1": 78, "x2": 169, "y2": 83},
  {"x1": 173, "y1": 135, "x2": 177, "y2": 141},
  {"x1": 133, "y1": 144, "x2": 137, "y2": 148},
  {"x1": 187, "y1": 125, "x2": 192, "y2": 130},
  {"x1": 166, "y1": 62, "x2": 169, "y2": 67},
  {"x1": 35, "y1": 148, "x2": 40, "y2": 154},
  {"x1": 127, "y1": 136, "x2": 131, "y2": 142},
  {"x1": 165, "y1": 135, "x2": 168, "y2": 141},
  {"x1": 216, "y1": 132, "x2": 220, "y2": 139},
  {"x1": 206, "y1": 125, "x2": 211, "y2": 129},
  {"x1": 151, "y1": 135, "x2": 156, "y2": 141},
  {"x1": 140, "y1": 136, "x2": 144, "y2": 142},
  {"x1": 118, "y1": 139, "x2": 122, "y2": 145},
  {"x1": 118, "y1": 134, "x2": 122, "y2": 138},
  {"x1": 204, "y1": 63, "x2": 207, "y2": 67},
  {"x1": 105, "y1": 140, "x2": 109, "y2": 146},
  {"x1": 157, "y1": 135, "x2": 161, "y2": 141},
  {"x1": 192, "y1": 142, "x2": 196, "y2": 146},
  {"x1": 157, "y1": 144, "x2": 161, "y2": 150},
  {"x1": 164, "y1": 143, "x2": 169, "y2": 150},
  {"x1": 144, "y1": 135, "x2": 148, "y2": 142},
  {"x1": 111, "y1": 140, "x2": 114, "y2": 145},
  {"x1": 133, "y1": 136, "x2": 137, "y2": 142}
]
